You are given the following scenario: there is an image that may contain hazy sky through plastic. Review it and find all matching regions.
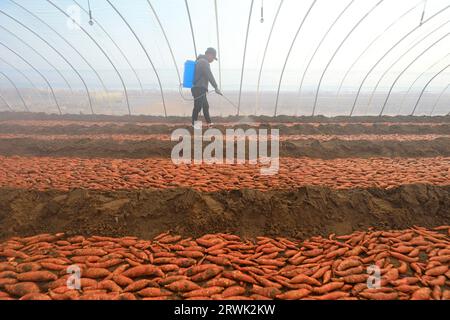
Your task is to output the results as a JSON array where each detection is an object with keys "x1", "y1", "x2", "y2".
[{"x1": 0, "y1": 0, "x2": 449, "y2": 92}]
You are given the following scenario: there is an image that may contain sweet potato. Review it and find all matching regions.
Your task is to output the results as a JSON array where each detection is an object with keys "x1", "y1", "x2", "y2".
[
  {"x1": 311, "y1": 266, "x2": 330, "y2": 279},
  {"x1": 221, "y1": 286, "x2": 246, "y2": 298},
  {"x1": 20, "y1": 293, "x2": 51, "y2": 300},
  {"x1": 138, "y1": 287, "x2": 172, "y2": 297},
  {"x1": 186, "y1": 264, "x2": 218, "y2": 277},
  {"x1": 390, "y1": 251, "x2": 419, "y2": 263},
  {"x1": 157, "y1": 275, "x2": 188, "y2": 286},
  {"x1": 425, "y1": 265, "x2": 448, "y2": 276},
  {"x1": 173, "y1": 258, "x2": 197, "y2": 268},
  {"x1": 111, "y1": 274, "x2": 133, "y2": 287},
  {"x1": 183, "y1": 286, "x2": 224, "y2": 298},
  {"x1": 341, "y1": 274, "x2": 369, "y2": 284},
  {"x1": 313, "y1": 282, "x2": 344, "y2": 295},
  {"x1": 82, "y1": 268, "x2": 111, "y2": 279},
  {"x1": 5, "y1": 282, "x2": 40, "y2": 297},
  {"x1": 80, "y1": 278, "x2": 99, "y2": 289},
  {"x1": 0, "y1": 278, "x2": 18, "y2": 288},
  {"x1": 0, "y1": 263, "x2": 15, "y2": 272},
  {"x1": 290, "y1": 274, "x2": 321, "y2": 286},
  {"x1": 250, "y1": 285, "x2": 281, "y2": 299},
  {"x1": 124, "y1": 279, "x2": 158, "y2": 292},
  {"x1": 117, "y1": 292, "x2": 137, "y2": 300},
  {"x1": 0, "y1": 271, "x2": 17, "y2": 279},
  {"x1": 158, "y1": 235, "x2": 182, "y2": 244},
  {"x1": 73, "y1": 248, "x2": 107, "y2": 256},
  {"x1": 165, "y1": 280, "x2": 201, "y2": 292},
  {"x1": 17, "y1": 271, "x2": 57, "y2": 282},
  {"x1": 98, "y1": 280, "x2": 122, "y2": 292},
  {"x1": 276, "y1": 288, "x2": 310, "y2": 300},
  {"x1": 250, "y1": 273, "x2": 282, "y2": 289},
  {"x1": 223, "y1": 271, "x2": 257, "y2": 284},
  {"x1": 337, "y1": 259, "x2": 361, "y2": 271},
  {"x1": 191, "y1": 267, "x2": 223, "y2": 282},
  {"x1": 122, "y1": 265, "x2": 164, "y2": 278},
  {"x1": 411, "y1": 288, "x2": 431, "y2": 300},
  {"x1": 359, "y1": 291, "x2": 398, "y2": 300},
  {"x1": 334, "y1": 265, "x2": 364, "y2": 277},
  {"x1": 160, "y1": 264, "x2": 179, "y2": 273},
  {"x1": 432, "y1": 285, "x2": 441, "y2": 300},
  {"x1": 316, "y1": 291, "x2": 350, "y2": 300},
  {"x1": 86, "y1": 259, "x2": 123, "y2": 269},
  {"x1": 206, "y1": 278, "x2": 236, "y2": 287},
  {"x1": 16, "y1": 262, "x2": 41, "y2": 273}
]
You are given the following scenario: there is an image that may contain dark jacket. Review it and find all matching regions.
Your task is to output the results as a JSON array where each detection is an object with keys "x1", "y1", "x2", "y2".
[{"x1": 193, "y1": 55, "x2": 218, "y2": 91}]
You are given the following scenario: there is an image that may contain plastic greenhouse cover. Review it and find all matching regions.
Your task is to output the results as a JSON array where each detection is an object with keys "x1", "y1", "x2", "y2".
[{"x1": 0, "y1": 0, "x2": 449, "y2": 116}]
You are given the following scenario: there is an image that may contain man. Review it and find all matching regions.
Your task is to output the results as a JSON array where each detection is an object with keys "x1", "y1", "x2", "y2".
[{"x1": 191, "y1": 47, "x2": 222, "y2": 127}]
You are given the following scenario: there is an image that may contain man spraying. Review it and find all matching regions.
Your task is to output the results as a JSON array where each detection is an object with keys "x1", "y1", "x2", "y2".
[{"x1": 192, "y1": 47, "x2": 222, "y2": 127}]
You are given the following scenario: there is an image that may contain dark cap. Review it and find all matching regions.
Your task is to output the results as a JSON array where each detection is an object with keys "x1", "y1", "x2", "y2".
[{"x1": 205, "y1": 47, "x2": 218, "y2": 60}]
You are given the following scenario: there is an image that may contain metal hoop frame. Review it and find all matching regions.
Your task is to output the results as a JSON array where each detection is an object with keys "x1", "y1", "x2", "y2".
[
  {"x1": 0, "y1": 70, "x2": 29, "y2": 111},
  {"x1": 379, "y1": 33, "x2": 449, "y2": 116},
  {"x1": 312, "y1": 0, "x2": 385, "y2": 116},
  {"x1": 411, "y1": 63, "x2": 449, "y2": 115},
  {"x1": 0, "y1": 41, "x2": 61, "y2": 114},
  {"x1": 349, "y1": 5, "x2": 450, "y2": 116},
  {"x1": 237, "y1": 0, "x2": 255, "y2": 116},
  {"x1": 105, "y1": 0, "x2": 167, "y2": 117},
  {"x1": 274, "y1": 0, "x2": 317, "y2": 117},
  {"x1": 47, "y1": 0, "x2": 131, "y2": 115}
]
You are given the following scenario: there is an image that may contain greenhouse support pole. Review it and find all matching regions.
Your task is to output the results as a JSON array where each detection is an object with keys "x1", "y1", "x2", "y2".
[
  {"x1": 274, "y1": 0, "x2": 317, "y2": 117},
  {"x1": 214, "y1": 0, "x2": 222, "y2": 90},
  {"x1": 312, "y1": 0, "x2": 384, "y2": 116},
  {"x1": 0, "y1": 70, "x2": 29, "y2": 112},
  {"x1": 430, "y1": 83, "x2": 449, "y2": 116},
  {"x1": 0, "y1": 93, "x2": 13, "y2": 111},
  {"x1": 0, "y1": 9, "x2": 93, "y2": 114},
  {"x1": 106, "y1": 0, "x2": 167, "y2": 117},
  {"x1": 0, "y1": 56, "x2": 45, "y2": 99},
  {"x1": 255, "y1": 0, "x2": 284, "y2": 115},
  {"x1": 9, "y1": 0, "x2": 116, "y2": 113},
  {"x1": 337, "y1": 0, "x2": 424, "y2": 96},
  {"x1": 368, "y1": 20, "x2": 450, "y2": 110},
  {"x1": 47, "y1": 0, "x2": 131, "y2": 115},
  {"x1": 0, "y1": 41, "x2": 61, "y2": 114},
  {"x1": 379, "y1": 33, "x2": 449, "y2": 116},
  {"x1": 72, "y1": 0, "x2": 145, "y2": 93},
  {"x1": 0, "y1": 24, "x2": 74, "y2": 94},
  {"x1": 398, "y1": 53, "x2": 449, "y2": 114},
  {"x1": 237, "y1": 0, "x2": 255, "y2": 116},
  {"x1": 185, "y1": 0, "x2": 197, "y2": 58},
  {"x1": 297, "y1": 0, "x2": 354, "y2": 115},
  {"x1": 349, "y1": 4, "x2": 450, "y2": 116},
  {"x1": 411, "y1": 64, "x2": 450, "y2": 115},
  {"x1": 147, "y1": 0, "x2": 181, "y2": 85}
]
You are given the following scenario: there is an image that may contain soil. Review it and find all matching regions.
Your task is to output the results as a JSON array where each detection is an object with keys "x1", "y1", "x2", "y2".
[
  {"x1": 0, "y1": 185, "x2": 448, "y2": 241},
  {"x1": 0, "y1": 136, "x2": 448, "y2": 159},
  {"x1": 2, "y1": 121, "x2": 450, "y2": 136},
  {"x1": 1, "y1": 111, "x2": 449, "y2": 124}
]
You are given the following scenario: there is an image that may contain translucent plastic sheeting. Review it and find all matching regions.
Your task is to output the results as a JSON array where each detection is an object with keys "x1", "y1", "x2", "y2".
[{"x1": 0, "y1": 0, "x2": 449, "y2": 116}]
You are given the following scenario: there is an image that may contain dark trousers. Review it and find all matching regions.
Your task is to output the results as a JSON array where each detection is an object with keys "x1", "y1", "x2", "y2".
[{"x1": 191, "y1": 87, "x2": 211, "y2": 125}]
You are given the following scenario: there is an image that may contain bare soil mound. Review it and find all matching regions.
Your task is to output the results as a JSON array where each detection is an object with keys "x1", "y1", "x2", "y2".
[
  {"x1": 0, "y1": 185, "x2": 448, "y2": 241},
  {"x1": 0, "y1": 137, "x2": 449, "y2": 159},
  {"x1": 1, "y1": 111, "x2": 449, "y2": 124},
  {"x1": 2, "y1": 122, "x2": 450, "y2": 136}
]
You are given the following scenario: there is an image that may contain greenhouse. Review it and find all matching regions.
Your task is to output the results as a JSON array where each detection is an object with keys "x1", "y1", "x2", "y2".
[{"x1": 0, "y1": 0, "x2": 449, "y2": 305}]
